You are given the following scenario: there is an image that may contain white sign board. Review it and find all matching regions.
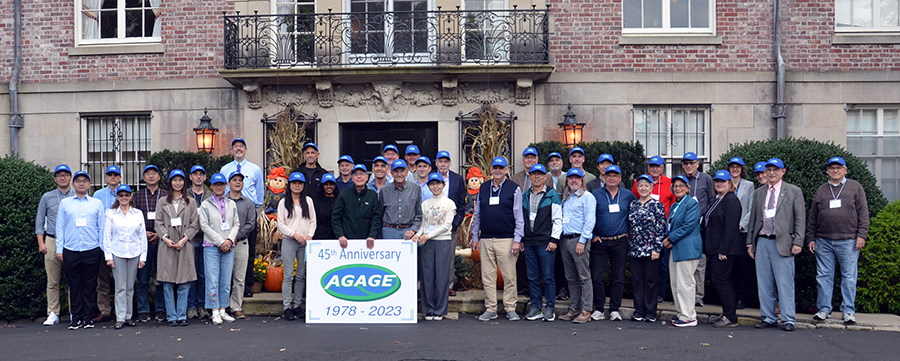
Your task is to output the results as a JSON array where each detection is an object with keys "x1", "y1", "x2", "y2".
[{"x1": 305, "y1": 239, "x2": 418, "y2": 323}]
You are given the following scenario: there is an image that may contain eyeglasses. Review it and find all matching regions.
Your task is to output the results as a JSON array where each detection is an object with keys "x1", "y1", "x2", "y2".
[
  {"x1": 672, "y1": 184, "x2": 688, "y2": 189},
  {"x1": 117, "y1": 194, "x2": 132, "y2": 198},
  {"x1": 73, "y1": 179, "x2": 90, "y2": 184}
]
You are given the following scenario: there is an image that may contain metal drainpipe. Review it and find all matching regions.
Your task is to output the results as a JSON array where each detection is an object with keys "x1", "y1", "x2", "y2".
[
  {"x1": 773, "y1": 0, "x2": 786, "y2": 140},
  {"x1": 9, "y1": 0, "x2": 23, "y2": 154}
]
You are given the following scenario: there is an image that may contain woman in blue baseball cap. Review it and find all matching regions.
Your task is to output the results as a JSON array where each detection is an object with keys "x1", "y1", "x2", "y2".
[
  {"x1": 313, "y1": 173, "x2": 338, "y2": 241},
  {"x1": 414, "y1": 173, "x2": 457, "y2": 321},
  {"x1": 198, "y1": 173, "x2": 241, "y2": 325},
  {"x1": 155, "y1": 169, "x2": 200, "y2": 326},
  {"x1": 703, "y1": 170, "x2": 743, "y2": 328},
  {"x1": 277, "y1": 172, "x2": 317, "y2": 321},
  {"x1": 665, "y1": 176, "x2": 702, "y2": 328},
  {"x1": 627, "y1": 174, "x2": 666, "y2": 322},
  {"x1": 103, "y1": 184, "x2": 147, "y2": 329}
]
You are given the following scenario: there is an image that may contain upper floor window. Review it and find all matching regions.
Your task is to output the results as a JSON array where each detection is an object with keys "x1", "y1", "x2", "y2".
[
  {"x1": 836, "y1": 0, "x2": 900, "y2": 31},
  {"x1": 622, "y1": 0, "x2": 715, "y2": 34},
  {"x1": 77, "y1": 0, "x2": 162, "y2": 46},
  {"x1": 847, "y1": 106, "x2": 900, "y2": 200}
]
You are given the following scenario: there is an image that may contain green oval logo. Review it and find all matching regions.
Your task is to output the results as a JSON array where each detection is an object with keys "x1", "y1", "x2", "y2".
[{"x1": 320, "y1": 264, "x2": 401, "y2": 302}]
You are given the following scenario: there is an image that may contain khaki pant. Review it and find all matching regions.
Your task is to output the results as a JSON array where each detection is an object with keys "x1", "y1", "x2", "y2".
[
  {"x1": 480, "y1": 237, "x2": 518, "y2": 313},
  {"x1": 97, "y1": 262, "x2": 112, "y2": 316},
  {"x1": 670, "y1": 254, "x2": 699, "y2": 322},
  {"x1": 44, "y1": 237, "x2": 70, "y2": 315},
  {"x1": 230, "y1": 240, "x2": 249, "y2": 311},
  {"x1": 694, "y1": 254, "x2": 706, "y2": 298}
]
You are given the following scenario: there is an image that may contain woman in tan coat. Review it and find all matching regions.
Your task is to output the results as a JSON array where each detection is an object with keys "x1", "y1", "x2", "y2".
[{"x1": 155, "y1": 169, "x2": 199, "y2": 327}]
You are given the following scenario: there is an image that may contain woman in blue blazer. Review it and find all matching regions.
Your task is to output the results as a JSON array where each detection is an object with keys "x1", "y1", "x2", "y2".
[{"x1": 664, "y1": 175, "x2": 702, "y2": 327}]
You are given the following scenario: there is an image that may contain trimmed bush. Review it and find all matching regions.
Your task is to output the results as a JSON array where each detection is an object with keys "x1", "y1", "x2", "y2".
[
  {"x1": 0, "y1": 156, "x2": 57, "y2": 320},
  {"x1": 857, "y1": 200, "x2": 900, "y2": 314},
  {"x1": 144, "y1": 150, "x2": 233, "y2": 188},
  {"x1": 529, "y1": 140, "x2": 647, "y2": 185}
]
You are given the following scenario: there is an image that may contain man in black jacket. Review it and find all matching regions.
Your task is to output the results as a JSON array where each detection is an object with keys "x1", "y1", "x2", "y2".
[
  {"x1": 333, "y1": 164, "x2": 383, "y2": 250},
  {"x1": 293, "y1": 142, "x2": 329, "y2": 196}
]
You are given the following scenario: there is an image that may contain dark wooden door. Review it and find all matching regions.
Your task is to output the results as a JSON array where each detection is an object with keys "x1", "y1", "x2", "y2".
[{"x1": 340, "y1": 122, "x2": 438, "y2": 168}]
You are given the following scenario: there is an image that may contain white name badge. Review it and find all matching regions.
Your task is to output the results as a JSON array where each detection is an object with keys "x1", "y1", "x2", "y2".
[
  {"x1": 609, "y1": 204, "x2": 621, "y2": 213},
  {"x1": 425, "y1": 226, "x2": 437, "y2": 233},
  {"x1": 221, "y1": 221, "x2": 231, "y2": 231},
  {"x1": 692, "y1": 196, "x2": 699, "y2": 202},
  {"x1": 489, "y1": 196, "x2": 500, "y2": 205},
  {"x1": 562, "y1": 217, "x2": 570, "y2": 224},
  {"x1": 651, "y1": 194, "x2": 660, "y2": 201},
  {"x1": 170, "y1": 217, "x2": 183, "y2": 227},
  {"x1": 147, "y1": 211, "x2": 156, "y2": 220},
  {"x1": 830, "y1": 199, "x2": 842, "y2": 209},
  {"x1": 764, "y1": 208, "x2": 776, "y2": 218},
  {"x1": 76, "y1": 218, "x2": 87, "y2": 227},
  {"x1": 529, "y1": 212, "x2": 537, "y2": 222}
]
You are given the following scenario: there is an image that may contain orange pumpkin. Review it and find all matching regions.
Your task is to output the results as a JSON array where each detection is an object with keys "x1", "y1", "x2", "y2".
[
  {"x1": 471, "y1": 247, "x2": 480, "y2": 262},
  {"x1": 265, "y1": 266, "x2": 284, "y2": 292},
  {"x1": 496, "y1": 268, "x2": 504, "y2": 289}
]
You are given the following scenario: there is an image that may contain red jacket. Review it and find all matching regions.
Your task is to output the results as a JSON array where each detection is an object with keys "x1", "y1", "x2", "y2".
[{"x1": 632, "y1": 175, "x2": 676, "y2": 218}]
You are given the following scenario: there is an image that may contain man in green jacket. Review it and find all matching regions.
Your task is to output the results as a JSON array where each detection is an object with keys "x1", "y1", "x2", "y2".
[{"x1": 333, "y1": 164, "x2": 383, "y2": 250}]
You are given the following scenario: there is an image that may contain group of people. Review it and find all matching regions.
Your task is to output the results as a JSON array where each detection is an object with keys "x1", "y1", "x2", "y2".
[{"x1": 36, "y1": 137, "x2": 869, "y2": 331}]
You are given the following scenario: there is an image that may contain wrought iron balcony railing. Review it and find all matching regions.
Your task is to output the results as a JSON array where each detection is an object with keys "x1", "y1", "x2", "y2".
[{"x1": 223, "y1": 6, "x2": 550, "y2": 69}]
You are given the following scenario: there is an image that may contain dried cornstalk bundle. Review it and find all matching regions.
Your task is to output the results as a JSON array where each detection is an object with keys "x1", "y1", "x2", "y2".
[
  {"x1": 464, "y1": 103, "x2": 510, "y2": 173},
  {"x1": 268, "y1": 107, "x2": 309, "y2": 171},
  {"x1": 256, "y1": 214, "x2": 280, "y2": 255}
]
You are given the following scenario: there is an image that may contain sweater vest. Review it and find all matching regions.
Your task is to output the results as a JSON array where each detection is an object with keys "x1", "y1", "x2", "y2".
[{"x1": 478, "y1": 180, "x2": 518, "y2": 239}]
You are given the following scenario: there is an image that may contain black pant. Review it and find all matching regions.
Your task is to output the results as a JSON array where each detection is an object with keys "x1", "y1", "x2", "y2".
[
  {"x1": 63, "y1": 247, "x2": 102, "y2": 322},
  {"x1": 732, "y1": 252, "x2": 751, "y2": 305},
  {"x1": 555, "y1": 248, "x2": 567, "y2": 295},
  {"x1": 245, "y1": 225, "x2": 258, "y2": 289},
  {"x1": 710, "y1": 255, "x2": 737, "y2": 322},
  {"x1": 590, "y1": 237, "x2": 627, "y2": 313},
  {"x1": 631, "y1": 256, "x2": 660, "y2": 319}
]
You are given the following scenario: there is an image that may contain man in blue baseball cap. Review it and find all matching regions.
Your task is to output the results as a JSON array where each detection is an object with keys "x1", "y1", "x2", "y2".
[
  {"x1": 226, "y1": 171, "x2": 258, "y2": 318},
  {"x1": 333, "y1": 164, "x2": 382, "y2": 250},
  {"x1": 36, "y1": 164, "x2": 76, "y2": 326},
  {"x1": 413, "y1": 156, "x2": 434, "y2": 201},
  {"x1": 589, "y1": 164, "x2": 636, "y2": 322},
  {"x1": 557, "y1": 147, "x2": 596, "y2": 192},
  {"x1": 134, "y1": 164, "x2": 168, "y2": 323},
  {"x1": 472, "y1": 156, "x2": 525, "y2": 322},
  {"x1": 746, "y1": 158, "x2": 805, "y2": 331},
  {"x1": 93, "y1": 165, "x2": 122, "y2": 209},
  {"x1": 292, "y1": 143, "x2": 329, "y2": 196},
  {"x1": 187, "y1": 165, "x2": 210, "y2": 319},
  {"x1": 335, "y1": 155, "x2": 355, "y2": 193},
  {"x1": 382, "y1": 145, "x2": 400, "y2": 182},
  {"x1": 404, "y1": 145, "x2": 421, "y2": 182},
  {"x1": 586, "y1": 153, "x2": 614, "y2": 192},
  {"x1": 680, "y1": 152, "x2": 715, "y2": 308},
  {"x1": 807, "y1": 156, "x2": 869, "y2": 325},
  {"x1": 219, "y1": 137, "x2": 265, "y2": 298},
  {"x1": 367, "y1": 156, "x2": 390, "y2": 193},
  {"x1": 547, "y1": 152, "x2": 565, "y2": 192},
  {"x1": 511, "y1": 147, "x2": 543, "y2": 192},
  {"x1": 520, "y1": 163, "x2": 562, "y2": 322},
  {"x1": 379, "y1": 159, "x2": 423, "y2": 244},
  {"x1": 90, "y1": 164, "x2": 123, "y2": 323}
]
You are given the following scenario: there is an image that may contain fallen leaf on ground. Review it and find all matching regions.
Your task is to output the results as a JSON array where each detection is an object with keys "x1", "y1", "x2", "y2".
[
  {"x1": 274, "y1": 317, "x2": 281, "y2": 321},
  {"x1": 230, "y1": 328, "x2": 240, "y2": 332},
  {"x1": 262, "y1": 321, "x2": 267, "y2": 323},
  {"x1": 359, "y1": 327, "x2": 367, "y2": 330},
  {"x1": 395, "y1": 341, "x2": 401, "y2": 344},
  {"x1": 727, "y1": 335, "x2": 733, "y2": 339},
  {"x1": 135, "y1": 332, "x2": 141, "y2": 335},
  {"x1": 177, "y1": 338, "x2": 182, "y2": 341},
  {"x1": 639, "y1": 347, "x2": 647, "y2": 350},
  {"x1": 701, "y1": 343, "x2": 710, "y2": 346},
  {"x1": 280, "y1": 349, "x2": 286, "y2": 352},
  {"x1": 661, "y1": 321, "x2": 666, "y2": 325},
  {"x1": 617, "y1": 327, "x2": 622, "y2": 330},
  {"x1": 118, "y1": 334, "x2": 123, "y2": 336},
  {"x1": 572, "y1": 332, "x2": 577, "y2": 336},
  {"x1": 177, "y1": 356, "x2": 183, "y2": 359}
]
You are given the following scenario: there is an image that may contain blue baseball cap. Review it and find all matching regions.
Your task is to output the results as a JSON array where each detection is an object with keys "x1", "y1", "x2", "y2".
[
  {"x1": 373, "y1": 156, "x2": 388, "y2": 165},
  {"x1": 713, "y1": 170, "x2": 730, "y2": 182},
  {"x1": 828, "y1": 157, "x2": 847, "y2": 167},
  {"x1": 383, "y1": 144, "x2": 399, "y2": 154},
  {"x1": 169, "y1": 169, "x2": 186, "y2": 180},
  {"x1": 288, "y1": 172, "x2": 306, "y2": 183},
  {"x1": 636, "y1": 174, "x2": 654, "y2": 184},
  {"x1": 338, "y1": 155, "x2": 354, "y2": 164},
  {"x1": 547, "y1": 152, "x2": 563, "y2": 161},
  {"x1": 228, "y1": 171, "x2": 244, "y2": 181},
  {"x1": 766, "y1": 158, "x2": 785, "y2": 169},
  {"x1": 529, "y1": 164, "x2": 547, "y2": 174},
  {"x1": 673, "y1": 175, "x2": 691, "y2": 187},
  {"x1": 105, "y1": 165, "x2": 121, "y2": 175},
  {"x1": 232, "y1": 137, "x2": 246, "y2": 147},
  {"x1": 405, "y1": 145, "x2": 420, "y2": 155},
  {"x1": 754, "y1": 162, "x2": 767, "y2": 174},
  {"x1": 115, "y1": 184, "x2": 132, "y2": 194},
  {"x1": 598, "y1": 153, "x2": 614, "y2": 164},
  {"x1": 391, "y1": 159, "x2": 408, "y2": 171},
  {"x1": 728, "y1": 157, "x2": 745, "y2": 167},
  {"x1": 352, "y1": 164, "x2": 368, "y2": 174},
  {"x1": 436, "y1": 150, "x2": 451, "y2": 160},
  {"x1": 682, "y1": 152, "x2": 698, "y2": 162},
  {"x1": 210, "y1": 173, "x2": 227, "y2": 184},
  {"x1": 605, "y1": 165, "x2": 622, "y2": 174},
  {"x1": 321, "y1": 173, "x2": 336, "y2": 184},
  {"x1": 569, "y1": 147, "x2": 585, "y2": 156},
  {"x1": 522, "y1": 147, "x2": 538, "y2": 157},
  {"x1": 566, "y1": 168, "x2": 585, "y2": 178},
  {"x1": 143, "y1": 164, "x2": 159, "y2": 174},
  {"x1": 648, "y1": 156, "x2": 665, "y2": 166},
  {"x1": 73, "y1": 170, "x2": 90, "y2": 181},
  {"x1": 190, "y1": 165, "x2": 206, "y2": 174},
  {"x1": 302, "y1": 142, "x2": 318, "y2": 152},
  {"x1": 415, "y1": 156, "x2": 432, "y2": 166},
  {"x1": 491, "y1": 157, "x2": 508, "y2": 168},
  {"x1": 54, "y1": 164, "x2": 72, "y2": 175},
  {"x1": 427, "y1": 173, "x2": 444, "y2": 184}
]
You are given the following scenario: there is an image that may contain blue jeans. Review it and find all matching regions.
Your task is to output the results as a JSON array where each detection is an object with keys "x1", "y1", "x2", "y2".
[
  {"x1": 204, "y1": 246, "x2": 234, "y2": 309},
  {"x1": 381, "y1": 227, "x2": 410, "y2": 240},
  {"x1": 755, "y1": 237, "x2": 796, "y2": 325},
  {"x1": 187, "y1": 240, "x2": 206, "y2": 310},
  {"x1": 815, "y1": 238, "x2": 858, "y2": 314},
  {"x1": 163, "y1": 282, "x2": 190, "y2": 322},
  {"x1": 524, "y1": 244, "x2": 556, "y2": 311},
  {"x1": 136, "y1": 242, "x2": 165, "y2": 314}
]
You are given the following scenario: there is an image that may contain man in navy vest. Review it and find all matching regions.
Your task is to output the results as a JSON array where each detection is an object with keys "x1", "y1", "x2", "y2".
[{"x1": 471, "y1": 157, "x2": 525, "y2": 322}]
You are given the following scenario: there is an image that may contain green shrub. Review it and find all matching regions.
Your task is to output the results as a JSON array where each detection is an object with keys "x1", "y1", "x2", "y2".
[
  {"x1": 144, "y1": 150, "x2": 233, "y2": 188},
  {"x1": 0, "y1": 156, "x2": 57, "y2": 320},
  {"x1": 857, "y1": 200, "x2": 900, "y2": 314},
  {"x1": 529, "y1": 140, "x2": 647, "y2": 185}
]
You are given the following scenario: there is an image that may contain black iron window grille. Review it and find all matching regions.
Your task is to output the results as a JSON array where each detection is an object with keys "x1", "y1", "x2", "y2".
[
  {"x1": 456, "y1": 104, "x2": 516, "y2": 174},
  {"x1": 261, "y1": 108, "x2": 320, "y2": 169},
  {"x1": 81, "y1": 113, "x2": 152, "y2": 191}
]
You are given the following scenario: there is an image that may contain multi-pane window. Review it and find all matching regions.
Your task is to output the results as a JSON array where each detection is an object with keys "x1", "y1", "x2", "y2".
[
  {"x1": 274, "y1": 0, "x2": 316, "y2": 65},
  {"x1": 634, "y1": 106, "x2": 710, "y2": 175},
  {"x1": 349, "y1": 0, "x2": 429, "y2": 56},
  {"x1": 77, "y1": 0, "x2": 162, "y2": 45},
  {"x1": 463, "y1": 0, "x2": 506, "y2": 61},
  {"x1": 81, "y1": 114, "x2": 152, "y2": 190},
  {"x1": 836, "y1": 0, "x2": 900, "y2": 31},
  {"x1": 622, "y1": 0, "x2": 714, "y2": 34},
  {"x1": 847, "y1": 107, "x2": 900, "y2": 200}
]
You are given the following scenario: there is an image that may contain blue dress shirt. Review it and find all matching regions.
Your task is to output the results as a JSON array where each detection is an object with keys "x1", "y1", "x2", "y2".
[
  {"x1": 220, "y1": 159, "x2": 265, "y2": 208},
  {"x1": 592, "y1": 186, "x2": 636, "y2": 237},
  {"x1": 56, "y1": 194, "x2": 106, "y2": 253},
  {"x1": 93, "y1": 186, "x2": 118, "y2": 210},
  {"x1": 561, "y1": 189, "x2": 596, "y2": 244}
]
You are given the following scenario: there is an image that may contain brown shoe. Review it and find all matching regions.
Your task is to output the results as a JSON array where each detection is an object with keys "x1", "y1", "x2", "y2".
[
  {"x1": 448, "y1": 289, "x2": 457, "y2": 297},
  {"x1": 92, "y1": 314, "x2": 111, "y2": 323},
  {"x1": 573, "y1": 311, "x2": 592, "y2": 324},
  {"x1": 233, "y1": 311, "x2": 246, "y2": 319},
  {"x1": 559, "y1": 309, "x2": 580, "y2": 321}
]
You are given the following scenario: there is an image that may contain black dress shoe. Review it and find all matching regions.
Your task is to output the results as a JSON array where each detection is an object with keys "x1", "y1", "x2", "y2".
[
  {"x1": 782, "y1": 323, "x2": 796, "y2": 332},
  {"x1": 124, "y1": 320, "x2": 136, "y2": 327},
  {"x1": 755, "y1": 321, "x2": 778, "y2": 329},
  {"x1": 244, "y1": 291, "x2": 253, "y2": 298},
  {"x1": 283, "y1": 308, "x2": 295, "y2": 321},
  {"x1": 736, "y1": 300, "x2": 745, "y2": 310},
  {"x1": 168, "y1": 321, "x2": 178, "y2": 327},
  {"x1": 178, "y1": 319, "x2": 189, "y2": 327},
  {"x1": 293, "y1": 307, "x2": 304, "y2": 319}
]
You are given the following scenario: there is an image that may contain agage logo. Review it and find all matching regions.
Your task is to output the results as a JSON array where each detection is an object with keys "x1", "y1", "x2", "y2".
[{"x1": 321, "y1": 264, "x2": 401, "y2": 301}]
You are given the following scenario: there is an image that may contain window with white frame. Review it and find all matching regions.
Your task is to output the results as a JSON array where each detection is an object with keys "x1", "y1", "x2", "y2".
[
  {"x1": 622, "y1": 0, "x2": 715, "y2": 34},
  {"x1": 463, "y1": 0, "x2": 507, "y2": 61},
  {"x1": 348, "y1": 0, "x2": 430, "y2": 56},
  {"x1": 81, "y1": 114, "x2": 152, "y2": 190},
  {"x1": 836, "y1": 0, "x2": 900, "y2": 31},
  {"x1": 274, "y1": 0, "x2": 316, "y2": 65},
  {"x1": 847, "y1": 107, "x2": 900, "y2": 200},
  {"x1": 634, "y1": 106, "x2": 710, "y2": 175},
  {"x1": 76, "y1": 0, "x2": 162, "y2": 45}
]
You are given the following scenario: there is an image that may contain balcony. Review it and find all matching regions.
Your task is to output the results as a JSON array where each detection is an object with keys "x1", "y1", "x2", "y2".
[{"x1": 220, "y1": 6, "x2": 553, "y2": 87}]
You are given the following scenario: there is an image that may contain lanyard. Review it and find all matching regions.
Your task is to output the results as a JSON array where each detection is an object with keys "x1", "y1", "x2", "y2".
[
  {"x1": 669, "y1": 198, "x2": 684, "y2": 225},
  {"x1": 829, "y1": 182, "x2": 846, "y2": 201},
  {"x1": 144, "y1": 189, "x2": 160, "y2": 212},
  {"x1": 705, "y1": 195, "x2": 723, "y2": 226},
  {"x1": 605, "y1": 189, "x2": 619, "y2": 205}
]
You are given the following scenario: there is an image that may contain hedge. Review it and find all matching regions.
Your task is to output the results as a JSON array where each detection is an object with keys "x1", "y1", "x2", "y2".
[
  {"x1": 529, "y1": 140, "x2": 647, "y2": 186},
  {"x1": 857, "y1": 200, "x2": 900, "y2": 314}
]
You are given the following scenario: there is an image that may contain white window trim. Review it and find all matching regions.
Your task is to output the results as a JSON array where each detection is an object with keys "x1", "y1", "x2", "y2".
[
  {"x1": 621, "y1": 0, "x2": 717, "y2": 36},
  {"x1": 74, "y1": 0, "x2": 162, "y2": 47},
  {"x1": 341, "y1": 0, "x2": 437, "y2": 64},
  {"x1": 835, "y1": 0, "x2": 900, "y2": 33},
  {"x1": 847, "y1": 106, "x2": 900, "y2": 199},
  {"x1": 632, "y1": 105, "x2": 712, "y2": 176}
]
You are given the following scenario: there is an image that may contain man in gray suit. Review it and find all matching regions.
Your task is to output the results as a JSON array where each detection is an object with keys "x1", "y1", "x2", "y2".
[{"x1": 746, "y1": 158, "x2": 805, "y2": 332}]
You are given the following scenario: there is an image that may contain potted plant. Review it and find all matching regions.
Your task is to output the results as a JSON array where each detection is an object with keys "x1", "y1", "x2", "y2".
[{"x1": 252, "y1": 257, "x2": 267, "y2": 293}]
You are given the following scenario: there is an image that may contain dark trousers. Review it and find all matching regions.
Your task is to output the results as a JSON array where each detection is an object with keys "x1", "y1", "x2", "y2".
[
  {"x1": 732, "y1": 252, "x2": 751, "y2": 305},
  {"x1": 516, "y1": 251, "x2": 529, "y2": 294},
  {"x1": 554, "y1": 249, "x2": 567, "y2": 295},
  {"x1": 631, "y1": 256, "x2": 660, "y2": 319},
  {"x1": 657, "y1": 247, "x2": 670, "y2": 299},
  {"x1": 136, "y1": 242, "x2": 165, "y2": 314},
  {"x1": 590, "y1": 237, "x2": 628, "y2": 313},
  {"x1": 63, "y1": 247, "x2": 102, "y2": 322},
  {"x1": 524, "y1": 244, "x2": 556, "y2": 310},
  {"x1": 245, "y1": 226, "x2": 258, "y2": 290},
  {"x1": 188, "y1": 240, "x2": 206, "y2": 310},
  {"x1": 710, "y1": 255, "x2": 738, "y2": 322}
]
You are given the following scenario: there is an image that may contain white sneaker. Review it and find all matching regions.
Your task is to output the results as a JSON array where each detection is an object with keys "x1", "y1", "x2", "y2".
[
  {"x1": 220, "y1": 312, "x2": 236, "y2": 323},
  {"x1": 591, "y1": 310, "x2": 605, "y2": 321},
  {"x1": 609, "y1": 311, "x2": 622, "y2": 321},
  {"x1": 43, "y1": 312, "x2": 59, "y2": 326},
  {"x1": 843, "y1": 313, "x2": 856, "y2": 324},
  {"x1": 433, "y1": 315, "x2": 443, "y2": 321},
  {"x1": 813, "y1": 310, "x2": 831, "y2": 321},
  {"x1": 212, "y1": 314, "x2": 223, "y2": 325}
]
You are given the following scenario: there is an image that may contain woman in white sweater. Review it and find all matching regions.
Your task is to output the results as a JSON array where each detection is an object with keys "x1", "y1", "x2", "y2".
[
  {"x1": 277, "y1": 172, "x2": 317, "y2": 321},
  {"x1": 414, "y1": 173, "x2": 457, "y2": 321},
  {"x1": 198, "y1": 173, "x2": 240, "y2": 325}
]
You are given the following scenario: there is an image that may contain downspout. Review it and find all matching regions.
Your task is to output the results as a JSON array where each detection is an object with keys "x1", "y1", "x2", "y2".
[
  {"x1": 772, "y1": 0, "x2": 786, "y2": 139},
  {"x1": 9, "y1": 0, "x2": 23, "y2": 154}
]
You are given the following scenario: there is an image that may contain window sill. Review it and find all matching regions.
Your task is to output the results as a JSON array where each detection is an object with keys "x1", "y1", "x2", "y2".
[
  {"x1": 832, "y1": 33, "x2": 900, "y2": 45},
  {"x1": 68, "y1": 43, "x2": 165, "y2": 56},
  {"x1": 618, "y1": 35, "x2": 722, "y2": 46}
]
